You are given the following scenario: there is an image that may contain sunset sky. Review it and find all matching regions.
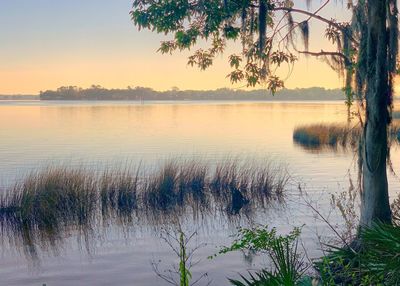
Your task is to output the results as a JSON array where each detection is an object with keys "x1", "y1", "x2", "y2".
[{"x1": 0, "y1": 0, "x2": 356, "y2": 94}]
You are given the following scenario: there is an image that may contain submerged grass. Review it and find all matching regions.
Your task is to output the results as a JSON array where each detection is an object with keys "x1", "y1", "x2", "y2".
[
  {"x1": 293, "y1": 122, "x2": 400, "y2": 150},
  {"x1": 100, "y1": 167, "x2": 139, "y2": 220},
  {"x1": 293, "y1": 124, "x2": 360, "y2": 148},
  {"x1": 0, "y1": 167, "x2": 98, "y2": 259},
  {"x1": 144, "y1": 161, "x2": 179, "y2": 212},
  {"x1": 1, "y1": 167, "x2": 97, "y2": 229},
  {"x1": 0, "y1": 157, "x2": 290, "y2": 256}
]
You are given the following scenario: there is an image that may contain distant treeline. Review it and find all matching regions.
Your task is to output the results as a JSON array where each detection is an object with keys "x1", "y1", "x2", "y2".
[
  {"x1": 39, "y1": 85, "x2": 345, "y2": 101},
  {"x1": 0, "y1": 95, "x2": 36, "y2": 100}
]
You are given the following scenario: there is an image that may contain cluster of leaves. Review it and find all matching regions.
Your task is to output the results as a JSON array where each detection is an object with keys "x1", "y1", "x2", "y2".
[
  {"x1": 316, "y1": 223, "x2": 400, "y2": 285},
  {"x1": 217, "y1": 225, "x2": 301, "y2": 254},
  {"x1": 131, "y1": 0, "x2": 399, "y2": 115},
  {"x1": 213, "y1": 225, "x2": 311, "y2": 286},
  {"x1": 131, "y1": 0, "x2": 315, "y2": 93},
  {"x1": 215, "y1": 223, "x2": 400, "y2": 285}
]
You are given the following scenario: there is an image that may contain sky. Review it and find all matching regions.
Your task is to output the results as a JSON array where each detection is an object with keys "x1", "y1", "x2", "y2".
[{"x1": 0, "y1": 0, "x2": 355, "y2": 94}]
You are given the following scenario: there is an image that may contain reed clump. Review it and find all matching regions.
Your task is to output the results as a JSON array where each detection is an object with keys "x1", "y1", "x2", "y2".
[
  {"x1": 0, "y1": 157, "x2": 290, "y2": 254},
  {"x1": 293, "y1": 122, "x2": 400, "y2": 150},
  {"x1": 293, "y1": 124, "x2": 360, "y2": 148},
  {"x1": 100, "y1": 168, "x2": 139, "y2": 220},
  {"x1": 143, "y1": 162, "x2": 179, "y2": 211},
  {"x1": 0, "y1": 167, "x2": 98, "y2": 257},
  {"x1": 210, "y1": 160, "x2": 250, "y2": 214},
  {"x1": 177, "y1": 160, "x2": 208, "y2": 204},
  {"x1": 0, "y1": 167, "x2": 97, "y2": 230},
  {"x1": 209, "y1": 160, "x2": 288, "y2": 214}
]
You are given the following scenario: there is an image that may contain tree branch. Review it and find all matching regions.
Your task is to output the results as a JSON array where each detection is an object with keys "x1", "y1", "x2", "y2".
[
  {"x1": 298, "y1": 50, "x2": 352, "y2": 66},
  {"x1": 272, "y1": 6, "x2": 358, "y2": 45}
]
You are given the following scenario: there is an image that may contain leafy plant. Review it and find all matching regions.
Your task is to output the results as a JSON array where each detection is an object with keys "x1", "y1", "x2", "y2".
[
  {"x1": 215, "y1": 225, "x2": 310, "y2": 286},
  {"x1": 316, "y1": 223, "x2": 400, "y2": 285},
  {"x1": 151, "y1": 227, "x2": 211, "y2": 286}
]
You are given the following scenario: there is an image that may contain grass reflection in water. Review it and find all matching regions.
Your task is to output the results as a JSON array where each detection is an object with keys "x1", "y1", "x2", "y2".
[{"x1": 0, "y1": 157, "x2": 289, "y2": 262}]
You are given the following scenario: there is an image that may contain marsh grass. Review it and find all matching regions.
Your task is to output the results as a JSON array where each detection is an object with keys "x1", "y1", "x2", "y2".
[
  {"x1": 210, "y1": 160, "x2": 245, "y2": 213},
  {"x1": 100, "y1": 167, "x2": 139, "y2": 221},
  {"x1": 0, "y1": 158, "x2": 290, "y2": 258},
  {"x1": 4, "y1": 167, "x2": 97, "y2": 228},
  {"x1": 144, "y1": 161, "x2": 179, "y2": 212},
  {"x1": 210, "y1": 160, "x2": 288, "y2": 213},
  {"x1": 293, "y1": 124, "x2": 360, "y2": 149},
  {"x1": 293, "y1": 122, "x2": 400, "y2": 150},
  {"x1": 177, "y1": 160, "x2": 208, "y2": 205},
  {"x1": 0, "y1": 167, "x2": 98, "y2": 259}
]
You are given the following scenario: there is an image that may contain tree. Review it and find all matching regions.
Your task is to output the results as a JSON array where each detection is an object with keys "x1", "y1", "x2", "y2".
[{"x1": 130, "y1": 0, "x2": 398, "y2": 226}]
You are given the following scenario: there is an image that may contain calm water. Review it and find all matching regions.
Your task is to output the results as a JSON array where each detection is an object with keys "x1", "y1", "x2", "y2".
[{"x1": 0, "y1": 100, "x2": 399, "y2": 286}]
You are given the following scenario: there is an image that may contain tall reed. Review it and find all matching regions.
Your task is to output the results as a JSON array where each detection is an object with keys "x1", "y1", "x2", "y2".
[
  {"x1": 293, "y1": 122, "x2": 400, "y2": 150},
  {"x1": 0, "y1": 157, "x2": 290, "y2": 258}
]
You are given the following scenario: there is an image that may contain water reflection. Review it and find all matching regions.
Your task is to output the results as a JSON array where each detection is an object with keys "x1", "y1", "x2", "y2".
[{"x1": 3, "y1": 101, "x2": 400, "y2": 284}]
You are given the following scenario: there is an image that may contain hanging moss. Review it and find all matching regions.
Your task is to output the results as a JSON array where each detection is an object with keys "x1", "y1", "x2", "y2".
[
  {"x1": 299, "y1": 21, "x2": 309, "y2": 51},
  {"x1": 388, "y1": 0, "x2": 399, "y2": 75},
  {"x1": 241, "y1": 7, "x2": 247, "y2": 32},
  {"x1": 258, "y1": 0, "x2": 267, "y2": 52},
  {"x1": 353, "y1": 1, "x2": 368, "y2": 101},
  {"x1": 342, "y1": 25, "x2": 354, "y2": 107},
  {"x1": 388, "y1": 0, "x2": 399, "y2": 108},
  {"x1": 287, "y1": 12, "x2": 294, "y2": 30},
  {"x1": 241, "y1": 6, "x2": 247, "y2": 50},
  {"x1": 250, "y1": 6, "x2": 255, "y2": 35},
  {"x1": 286, "y1": 12, "x2": 295, "y2": 47}
]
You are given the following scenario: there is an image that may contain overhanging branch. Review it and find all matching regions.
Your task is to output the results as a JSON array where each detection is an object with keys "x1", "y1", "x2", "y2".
[
  {"x1": 272, "y1": 6, "x2": 358, "y2": 45},
  {"x1": 298, "y1": 50, "x2": 352, "y2": 66}
]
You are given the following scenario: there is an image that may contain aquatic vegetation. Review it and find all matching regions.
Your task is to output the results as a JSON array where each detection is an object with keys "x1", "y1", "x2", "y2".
[
  {"x1": 293, "y1": 124, "x2": 360, "y2": 149},
  {"x1": 293, "y1": 122, "x2": 400, "y2": 150},
  {"x1": 0, "y1": 167, "x2": 98, "y2": 229},
  {"x1": 177, "y1": 160, "x2": 208, "y2": 204},
  {"x1": 0, "y1": 158, "x2": 290, "y2": 260},
  {"x1": 100, "y1": 167, "x2": 139, "y2": 221},
  {"x1": 144, "y1": 161, "x2": 180, "y2": 211},
  {"x1": 210, "y1": 160, "x2": 249, "y2": 214},
  {"x1": 0, "y1": 167, "x2": 98, "y2": 260},
  {"x1": 210, "y1": 160, "x2": 288, "y2": 214}
]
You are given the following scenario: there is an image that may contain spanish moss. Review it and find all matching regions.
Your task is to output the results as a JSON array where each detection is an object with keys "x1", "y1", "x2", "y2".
[
  {"x1": 258, "y1": 0, "x2": 267, "y2": 52},
  {"x1": 388, "y1": 0, "x2": 399, "y2": 108},
  {"x1": 299, "y1": 21, "x2": 309, "y2": 51}
]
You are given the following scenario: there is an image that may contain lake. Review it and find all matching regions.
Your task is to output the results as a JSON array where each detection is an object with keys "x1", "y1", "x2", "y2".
[{"x1": 0, "y1": 100, "x2": 399, "y2": 286}]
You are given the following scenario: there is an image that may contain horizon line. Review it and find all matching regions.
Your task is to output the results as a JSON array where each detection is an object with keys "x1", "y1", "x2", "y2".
[{"x1": 1, "y1": 86, "x2": 343, "y2": 97}]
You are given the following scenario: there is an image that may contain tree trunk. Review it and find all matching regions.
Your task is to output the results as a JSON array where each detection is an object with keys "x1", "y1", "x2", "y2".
[{"x1": 360, "y1": 0, "x2": 392, "y2": 226}]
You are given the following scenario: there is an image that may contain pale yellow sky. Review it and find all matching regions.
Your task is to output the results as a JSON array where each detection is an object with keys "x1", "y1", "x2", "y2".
[
  {"x1": 0, "y1": 52, "x2": 342, "y2": 94},
  {"x1": 0, "y1": 0, "x2": 373, "y2": 95}
]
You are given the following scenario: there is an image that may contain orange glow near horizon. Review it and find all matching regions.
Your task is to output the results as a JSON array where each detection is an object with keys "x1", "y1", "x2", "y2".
[
  {"x1": 1, "y1": 0, "x2": 397, "y2": 95},
  {"x1": 0, "y1": 53, "x2": 343, "y2": 95},
  {"x1": 0, "y1": 1, "x2": 350, "y2": 95}
]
